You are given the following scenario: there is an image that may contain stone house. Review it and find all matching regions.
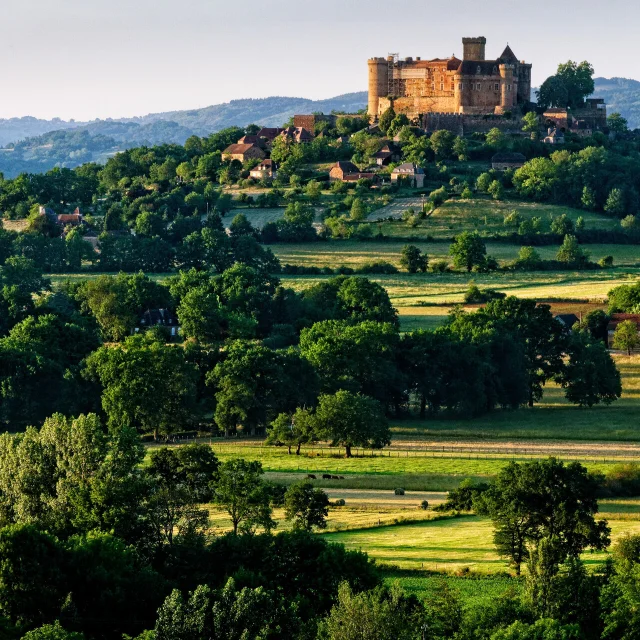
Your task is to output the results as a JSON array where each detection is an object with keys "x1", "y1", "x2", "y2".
[
  {"x1": 391, "y1": 163, "x2": 425, "y2": 188},
  {"x1": 222, "y1": 143, "x2": 266, "y2": 163},
  {"x1": 330, "y1": 161, "x2": 360, "y2": 181}
]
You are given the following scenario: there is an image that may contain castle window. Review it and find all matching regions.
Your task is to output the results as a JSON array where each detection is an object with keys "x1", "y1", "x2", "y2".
[
  {"x1": 458, "y1": 83, "x2": 463, "y2": 90},
  {"x1": 476, "y1": 66, "x2": 481, "y2": 74},
  {"x1": 431, "y1": 83, "x2": 435, "y2": 91},
  {"x1": 476, "y1": 83, "x2": 481, "y2": 91},
  {"x1": 493, "y1": 66, "x2": 497, "y2": 74},
  {"x1": 495, "y1": 83, "x2": 499, "y2": 91},
  {"x1": 508, "y1": 84, "x2": 512, "y2": 91},
  {"x1": 440, "y1": 83, "x2": 444, "y2": 91}
]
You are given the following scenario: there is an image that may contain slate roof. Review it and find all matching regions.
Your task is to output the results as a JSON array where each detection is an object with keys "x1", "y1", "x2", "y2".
[
  {"x1": 498, "y1": 45, "x2": 518, "y2": 63},
  {"x1": 555, "y1": 314, "x2": 579, "y2": 329},
  {"x1": 458, "y1": 60, "x2": 501, "y2": 75},
  {"x1": 139, "y1": 308, "x2": 179, "y2": 327},
  {"x1": 392, "y1": 163, "x2": 425, "y2": 175}
]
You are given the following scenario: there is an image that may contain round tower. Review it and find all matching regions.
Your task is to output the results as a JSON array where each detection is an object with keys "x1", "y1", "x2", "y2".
[
  {"x1": 499, "y1": 64, "x2": 515, "y2": 111},
  {"x1": 368, "y1": 58, "x2": 389, "y2": 120}
]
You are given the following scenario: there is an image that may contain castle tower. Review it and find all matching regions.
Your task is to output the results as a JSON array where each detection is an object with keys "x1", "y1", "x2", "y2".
[
  {"x1": 462, "y1": 37, "x2": 486, "y2": 61},
  {"x1": 498, "y1": 64, "x2": 516, "y2": 113},
  {"x1": 368, "y1": 58, "x2": 389, "y2": 119}
]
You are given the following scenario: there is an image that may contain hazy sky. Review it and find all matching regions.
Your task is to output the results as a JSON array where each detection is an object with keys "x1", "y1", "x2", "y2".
[{"x1": 1, "y1": 0, "x2": 636, "y2": 121}]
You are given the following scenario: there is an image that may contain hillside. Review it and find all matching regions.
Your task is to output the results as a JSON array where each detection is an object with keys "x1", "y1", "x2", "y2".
[{"x1": 594, "y1": 77, "x2": 640, "y2": 129}]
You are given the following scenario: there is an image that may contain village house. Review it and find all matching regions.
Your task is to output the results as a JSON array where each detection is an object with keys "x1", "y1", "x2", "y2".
[
  {"x1": 391, "y1": 163, "x2": 425, "y2": 188},
  {"x1": 256, "y1": 128, "x2": 284, "y2": 146},
  {"x1": 491, "y1": 151, "x2": 526, "y2": 170},
  {"x1": 373, "y1": 143, "x2": 403, "y2": 166},
  {"x1": 279, "y1": 126, "x2": 315, "y2": 144},
  {"x1": 249, "y1": 159, "x2": 277, "y2": 180},
  {"x1": 329, "y1": 161, "x2": 378, "y2": 182},
  {"x1": 222, "y1": 143, "x2": 266, "y2": 163},
  {"x1": 607, "y1": 314, "x2": 640, "y2": 349},
  {"x1": 57, "y1": 207, "x2": 84, "y2": 227},
  {"x1": 237, "y1": 134, "x2": 266, "y2": 148}
]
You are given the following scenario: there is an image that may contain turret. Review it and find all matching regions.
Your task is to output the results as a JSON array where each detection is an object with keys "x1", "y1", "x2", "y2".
[
  {"x1": 462, "y1": 37, "x2": 486, "y2": 61},
  {"x1": 499, "y1": 64, "x2": 517, "y2": 111},
  {"x1": 368, "y1": 57, "x2": 389, "y2": 119}
]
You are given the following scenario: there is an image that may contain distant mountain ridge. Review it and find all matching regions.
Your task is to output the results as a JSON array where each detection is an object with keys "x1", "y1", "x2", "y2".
[
  {"x1": 0, "y1": 93, "x2": 369, "y2": 147},
  {"x1": 0, "y1": 92, "x2": 368, "y2": 177},
  {"x1": 0, "y1": 77, "x2": 638, "y2": 178}
]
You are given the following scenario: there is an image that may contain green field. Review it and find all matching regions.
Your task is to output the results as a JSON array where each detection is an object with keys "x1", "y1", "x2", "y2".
[{"x1": 368, "y1": 197, "x2": 619, "y2": 240}]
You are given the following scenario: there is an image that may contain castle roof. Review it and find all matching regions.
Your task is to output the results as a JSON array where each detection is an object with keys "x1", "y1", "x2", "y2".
[
  {"x1": 458, "y1": 60, "x2": 501, "y2": 75},
  {"x1": 498, "y1": 45, "x2": 518, "y2": 63}
]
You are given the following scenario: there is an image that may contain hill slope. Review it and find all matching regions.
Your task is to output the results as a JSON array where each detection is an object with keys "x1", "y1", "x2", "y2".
[{"x1": 593, "y1": 77, "x2": 640, "y2": 129}]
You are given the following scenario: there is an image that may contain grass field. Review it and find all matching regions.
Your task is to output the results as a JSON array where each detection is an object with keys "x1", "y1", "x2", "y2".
[
  {"x1": 322, "y1": 508, "x2": 640, "y2": 574},
  {"x1": 368, "y1": 198, "x2": 619, "y2": 240},
  {"x1": 273, "y1": 241, "x2": 640, "y2": 270},
  {"x1": 281, "y1": 269, "x2": 639, "y2": 306}
]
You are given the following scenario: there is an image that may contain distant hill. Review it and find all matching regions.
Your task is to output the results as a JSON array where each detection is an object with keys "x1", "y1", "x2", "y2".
[
  {"x1": 593, "y1": 77, "x2": 640, "y2": 129},
  {"x1": 0, "y1": 92, "x2": 368, "y2": 177}
]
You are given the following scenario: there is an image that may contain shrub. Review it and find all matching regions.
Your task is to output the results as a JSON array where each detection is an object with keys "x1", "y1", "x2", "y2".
[
  {"x1": 332, "y1": 498, "x2": 346, "y2": 507},
  {"x1": 394, "y1": 488, "x2": 405, "y2": 496},
  {"x1": 599, "y1": 255, "x2": 614, "y2": 268},
  {"x1": 429, "y1": 259, "x2": 449, "y2": 273}
]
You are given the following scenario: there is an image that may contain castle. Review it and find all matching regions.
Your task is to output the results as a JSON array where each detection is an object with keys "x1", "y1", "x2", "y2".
[{"x1": 368, "y1": 37, "x2": 532, "y2": 120}]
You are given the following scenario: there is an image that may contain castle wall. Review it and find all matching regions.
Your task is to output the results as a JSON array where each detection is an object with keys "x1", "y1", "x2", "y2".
[{"x1": 422, "y1": 113, "x2": 525, "y2": 135}]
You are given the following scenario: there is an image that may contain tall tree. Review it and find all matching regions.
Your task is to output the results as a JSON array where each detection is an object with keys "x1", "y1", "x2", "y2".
[
  {"x1": 214, "y1": 459, "x2": 275, "y2": 534},
  {"x1": 312, "y1": 391, "x2": 390, "y2": 458},
  {"x1": 84, "y1": 334, "x2": 197, "y2": 438}
]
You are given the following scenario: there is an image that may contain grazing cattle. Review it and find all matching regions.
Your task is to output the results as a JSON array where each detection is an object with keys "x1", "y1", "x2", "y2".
[
  {"x1": 339, "y1": 476, "x2": 345, "y2": 480},
  {"x1": 322, "y1": 474, "x2": 332, "y2": 479},
  {"x1": 306, "y1": 474, "x2": 317, "y2": 480},
  {"x1": 331, "y1": 475, "x2": 340, "y2": 480}
]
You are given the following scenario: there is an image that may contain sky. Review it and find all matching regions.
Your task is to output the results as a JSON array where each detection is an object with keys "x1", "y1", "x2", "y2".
[{"x1": 1, "y1": 0, "x2": 637, "y2": 121}]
